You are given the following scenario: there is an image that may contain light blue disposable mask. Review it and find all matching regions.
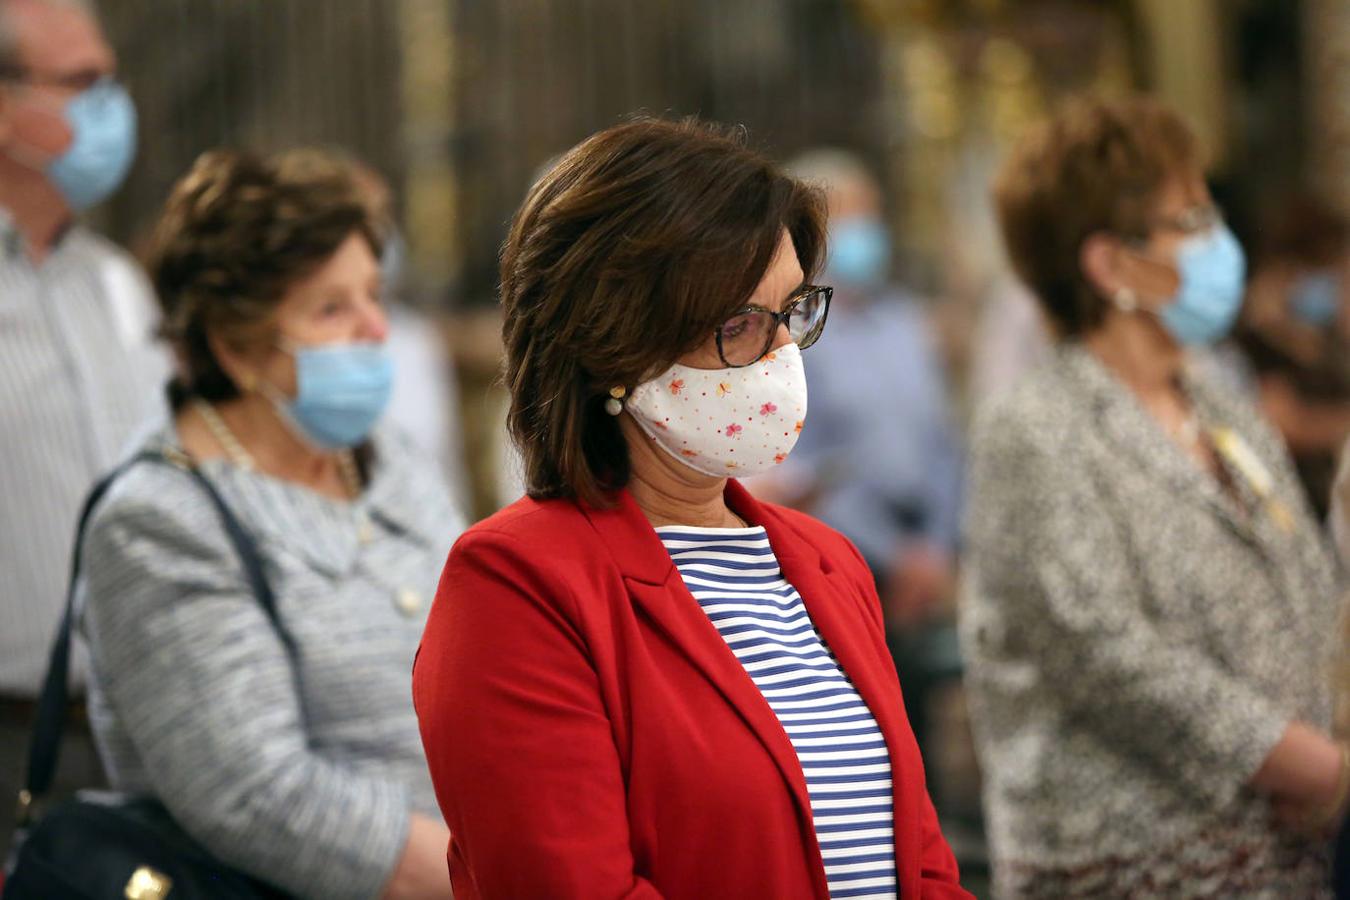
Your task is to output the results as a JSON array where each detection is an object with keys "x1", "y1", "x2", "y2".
[
  {"x1": 827, "y1": 216, "x2": 891, "y2": 288},
  {"x1": 47, "y1": 79, "x2": 138, "y2": 212},
  {"x1": 1290, "y1": 270, "x2": 1341, "y2": 327},
  {"x1": 1158, "y1": 224, "x2": 1247, "y2": 346},
  {"x1": 268, "y1": 342, "x2": 394, "y2": 449}
]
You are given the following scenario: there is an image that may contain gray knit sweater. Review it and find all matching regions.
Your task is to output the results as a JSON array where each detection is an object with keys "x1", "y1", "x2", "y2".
[{"x1": 78, "y1": 424, "x2": 463, "y2": 899}]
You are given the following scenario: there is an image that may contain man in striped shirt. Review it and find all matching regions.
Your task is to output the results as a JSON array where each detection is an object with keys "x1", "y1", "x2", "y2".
[{"x1": 0, "y1": 0, "x2": 167, "y2": 856}]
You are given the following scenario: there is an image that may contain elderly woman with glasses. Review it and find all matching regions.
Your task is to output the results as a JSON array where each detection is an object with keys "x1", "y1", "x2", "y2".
[
  {"x1": 960, "y1": 95, "x2": 1347, "y2": 898},
  {"x1": 412, "y1": 119, "x2": 971, "y2": 900}
]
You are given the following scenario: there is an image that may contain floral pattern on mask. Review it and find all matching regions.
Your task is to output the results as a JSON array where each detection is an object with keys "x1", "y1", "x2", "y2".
[{"x1": 625, "y1": 342, "x2": 808, "y2": 478}]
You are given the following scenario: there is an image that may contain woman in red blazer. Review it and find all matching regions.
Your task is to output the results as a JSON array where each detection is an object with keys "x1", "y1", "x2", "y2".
[{"x1": 413, "y1": 118, "x2": 970, "y2": 900}]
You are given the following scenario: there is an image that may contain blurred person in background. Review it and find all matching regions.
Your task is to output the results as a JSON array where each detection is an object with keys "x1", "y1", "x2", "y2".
[
  {"x1": 967, "y1": 277, "x2": 1052, "y2": 407},
  {"x1": 776, "y1": 149, "x2": 963, "y2": 630},
  {"x1": 961, "y1": 95, "x2": 1345, "y2": 897},
  {"x1": 77, "y1": 149, "x2": 462, "y2": 899},
  {"x1": 1227, "y1": 196, "x2": 1350, "y2": 521},
  {"x1": 0, "y1": 0, "x2": 167, "y2": 857},
  {"x1": 414, "y1": 118, "x2": 970, "y2": 899},
  {"x1": 764, "y1": 148, "x2": 964, "y2": 773},
  {"x1": 346, "y1": 157, "x2": 471, "y2": 514}
]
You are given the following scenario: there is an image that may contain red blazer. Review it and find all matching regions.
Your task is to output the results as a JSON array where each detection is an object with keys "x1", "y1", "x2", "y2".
[{"x1": 413, "y1": 481, "x2": 970, "y2": 899}]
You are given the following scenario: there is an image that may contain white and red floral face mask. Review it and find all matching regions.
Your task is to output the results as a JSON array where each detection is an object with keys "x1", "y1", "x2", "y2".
[{"x1": 625, "y1": 342, "x2": 808, "y2": 478}]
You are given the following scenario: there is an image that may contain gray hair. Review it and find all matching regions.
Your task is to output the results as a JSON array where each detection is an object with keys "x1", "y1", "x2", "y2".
[{"x1": 0, "y1": 0, "x2": 98, "y2": 75}]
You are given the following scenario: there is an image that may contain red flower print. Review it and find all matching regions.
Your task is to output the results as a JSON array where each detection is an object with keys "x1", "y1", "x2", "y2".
[
  {"x1": 774, "y1": 453, "x2": 787, "y2": 465},
  {"x1": 668, "y1": 379, "x2": 684, "y2": 395},
  {"x1": 724, "y1": 423, "x2": 743, "y2": 437},
  {"x1": 794, "y1": 420, "x2": 804, "y2": 433},
  {"x1": 763, "y1": 351, "x2": 777, "y2": 362},
  {"x1": 759, "y1": 402, "x2": 778, "y2": 416},
  {"x1": 716, "y1": 382, "x2": 732, "y2": 397},
  {"x1": 652, "y1": 420, "x2": 668, "y2": 430},
  {"x1": 680, "y1": 449, "x2": 699, "y2": 457}
]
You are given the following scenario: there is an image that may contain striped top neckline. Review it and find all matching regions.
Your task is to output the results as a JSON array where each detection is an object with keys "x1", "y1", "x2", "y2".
[{"x1": 657, "y1": 524, "x2": 899, "y2": 900}]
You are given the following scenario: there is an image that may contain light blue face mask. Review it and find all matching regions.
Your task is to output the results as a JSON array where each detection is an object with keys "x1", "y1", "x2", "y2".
[
  {"x1": 1290, "y1": 270, "x2": 1341, "y2": 327},
  {"x1": 1158, "y1": 224, "x2": 1247, "y2": 346},
  {"x1": 47, "y1": 79, "x2": 138, "y2": 212},
  {"x1": 269, "y1": 342, "x2": 394, "y2": 449},
  {"x1": 827, "y1": 216, "x2": 891, "y2": 289}
]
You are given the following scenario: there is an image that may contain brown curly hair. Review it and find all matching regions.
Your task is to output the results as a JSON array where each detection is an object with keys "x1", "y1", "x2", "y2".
[
  {"x1": 145, "y1": 148, "x2": 380, "y2": 409},
  {"x1": 994, "y1": 95, "x2": 1202, "y2": 337},
  {"x1": 501, "y1": 117, "x2": 826, "y2": 508}
]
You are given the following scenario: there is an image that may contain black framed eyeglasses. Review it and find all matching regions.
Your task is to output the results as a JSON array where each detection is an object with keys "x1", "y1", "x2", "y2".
[
  {"x1": 714, "y1": 284, "x2": 832, "y2": 368},
  {"x1": 1149, "y1": 203, "x2": 1223, "y2": 236},
  {"x1": 1121, "y1": 203, "x2": 1224, "y2": 244}
]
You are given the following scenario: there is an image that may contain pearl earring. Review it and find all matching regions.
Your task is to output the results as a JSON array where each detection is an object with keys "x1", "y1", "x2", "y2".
[
  {"x1": 604, "y1": 385, "x2": 626, "y2": 416},
  {"x1": 1112, "y1": 287, "x2": 1138, "y2": 313}
]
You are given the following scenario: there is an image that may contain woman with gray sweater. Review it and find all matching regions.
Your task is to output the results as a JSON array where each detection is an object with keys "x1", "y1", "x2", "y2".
[
  {"x1": 78, "y1": 149, "x2": 461, "y2": 899},
  {"x1": 961, "y1": 96, "x2": 1346, "y2": 897}
]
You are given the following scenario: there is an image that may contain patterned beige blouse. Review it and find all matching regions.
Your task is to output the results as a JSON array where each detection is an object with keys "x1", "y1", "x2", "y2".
[{"x1": 960, "y1": 344, "x2": 1342, "y2": 899}]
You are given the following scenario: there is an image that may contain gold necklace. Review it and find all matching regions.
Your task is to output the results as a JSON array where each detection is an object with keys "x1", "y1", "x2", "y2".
[
  {"x1": 192, "y1": 398, "x2": 362, "y2": 499},
  {"x1": 335, "y1": 448, "x2": 363, "y2": 498},
  {"x1": 193, "y1": 398, "x2": 256, "y2": 470}
]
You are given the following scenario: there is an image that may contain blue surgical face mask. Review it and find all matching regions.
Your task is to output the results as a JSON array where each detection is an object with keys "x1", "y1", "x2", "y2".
[
  {"x1": 827, "y1": 216, "x2": 891, "y2": 289},
  {"x1": 1158, "y1": 224, "x2": 1247, "y2": 346},
  {"x1": 46, "y1": 79, "x2": 138, "y2": 212},
  {"x1": 1290, "y1": 270, "x2": 1341, "y2": 327},
  {"x1": 266, "y1": 342, "x2": 394, "y2": 449}
]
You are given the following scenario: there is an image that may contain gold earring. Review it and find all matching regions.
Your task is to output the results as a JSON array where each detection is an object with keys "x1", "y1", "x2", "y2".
[{"x1": 604, "y1": 385, "x2": 626, "y2": 416}]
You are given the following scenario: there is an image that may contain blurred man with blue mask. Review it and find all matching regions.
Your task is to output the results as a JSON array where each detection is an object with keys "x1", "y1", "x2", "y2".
[
  {"x1": 0, "y1": 0, "x2": 167, "y2": 857},
  {"x1": 745, "y1": 149, "x2": 964, "y2": 776}
]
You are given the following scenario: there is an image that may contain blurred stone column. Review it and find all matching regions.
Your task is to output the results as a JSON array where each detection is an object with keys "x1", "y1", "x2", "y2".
[
  {"x1": 397, "y1": 0, "x2": 508, "y2": 520},
  {"x1": 1132, "y1": 0, "x2": 1227, "y2": 169},
  {"x1": 397, "y1": 0, "x2": 459, "y2": 290},
  {"x1": 1304, "y1": 0, "x2": 1350, "y2": 215}
]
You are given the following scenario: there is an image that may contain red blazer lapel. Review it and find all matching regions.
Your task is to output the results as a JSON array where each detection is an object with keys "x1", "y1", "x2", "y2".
[{"x1": 580, "y1": 488, "x2": 822, "y2": 883}]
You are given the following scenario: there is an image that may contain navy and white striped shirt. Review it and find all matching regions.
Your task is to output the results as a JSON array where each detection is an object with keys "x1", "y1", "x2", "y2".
[{"x1": 657, "y1": 525, "x2": 898, "y2": 900}]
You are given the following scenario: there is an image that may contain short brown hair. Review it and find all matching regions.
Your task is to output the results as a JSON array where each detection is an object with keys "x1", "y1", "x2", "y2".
[
  {"x1": 994, "y1": 95, "x2": 1202, "y2": 337},
  {"x1": 146, "y1": 148, "x2": 379, "y2": 408},
  {"x1": 501, "y1": 117, "x2": 826, "y2": 507}
]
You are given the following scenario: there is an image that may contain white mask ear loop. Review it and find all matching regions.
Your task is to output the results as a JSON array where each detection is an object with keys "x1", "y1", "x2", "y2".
[
  {"x1": 245, "y1": 339, "x2": 317, "y2": 448},
  {"x1": 256, "y1": 377, "x2": 327, "y2": 452}
]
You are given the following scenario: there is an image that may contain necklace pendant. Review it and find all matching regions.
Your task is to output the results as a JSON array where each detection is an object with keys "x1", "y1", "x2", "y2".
[{"x1": 1268, "y1": 500, "x2": 1295, "y2": 534}]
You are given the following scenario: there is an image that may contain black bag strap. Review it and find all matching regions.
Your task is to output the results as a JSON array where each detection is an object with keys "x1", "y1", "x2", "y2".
[{"x1": 18, "y1": 447, "x2": 298, "y2": 825}]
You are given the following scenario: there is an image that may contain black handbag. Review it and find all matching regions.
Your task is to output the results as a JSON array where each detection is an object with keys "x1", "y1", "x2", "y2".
[{"x1": 4, "y1": 448, "x2": 296, "y2": 900}]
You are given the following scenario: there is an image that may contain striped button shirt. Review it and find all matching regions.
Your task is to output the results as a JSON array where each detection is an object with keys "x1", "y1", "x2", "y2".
[
  {"x1": 0, "y1": 213, "x2": 169, "y2": 695},
  {"x1": 657, "y1": 525, "x2": 899, "y2": 900}
]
